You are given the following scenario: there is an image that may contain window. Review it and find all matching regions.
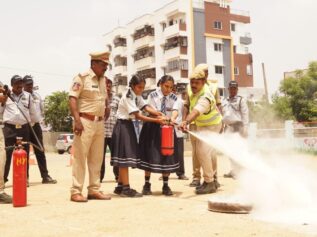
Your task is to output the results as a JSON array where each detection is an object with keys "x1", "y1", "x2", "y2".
[
  {"x1": 234, "y1": 67, "x2": 239, "y2": 75},
  {"x1": 180, "y1": 59, "x2": 188, "y2": 70},
  {"x1": 162, "y1": 23, "x2": 166, "y2": 31},
  {"x1": 233, "y1": 45, "x2": 237, "y2": 53},
  {"x1": 231, "y1": 23, "x2": 236, "y2": 32},
  {"x1": 246, "y1": 65, "x2": 253, "y2": 75},
  {"x1": 214, "y1": 43, "x2": 222, "y2": 52},
  {"x1": 213, "y1": 21, "x2": 222, "y2": 30},
  {"x1": 215, "y1": 66, "x2": 223, "y2": 74}
]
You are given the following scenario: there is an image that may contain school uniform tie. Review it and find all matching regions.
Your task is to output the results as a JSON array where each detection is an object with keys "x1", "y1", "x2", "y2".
[{"x1": 161, "y1": 96, "x2": 167, "y2": 114}]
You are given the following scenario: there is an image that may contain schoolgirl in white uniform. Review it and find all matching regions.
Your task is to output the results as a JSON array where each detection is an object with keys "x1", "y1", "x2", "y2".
[
  {"x1": 138, "y1": 75, "x2": 180, "y2": 196},
  {"x1": 111, "y1": 75, "x2": 166, "y2": 198}
]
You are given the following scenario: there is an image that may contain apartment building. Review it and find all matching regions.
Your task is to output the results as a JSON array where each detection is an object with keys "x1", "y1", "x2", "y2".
[{"x1": 103, "y1": 0, "x2": 253, "y2": 97}]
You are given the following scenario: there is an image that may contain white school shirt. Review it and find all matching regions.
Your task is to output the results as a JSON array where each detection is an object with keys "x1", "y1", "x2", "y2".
[
  {"x1": 148, "y1": 88, "x2": 182, "y2": 137},
  {"x1": 116, "y1": 88, "x2": 147, "y2": 120},
  {"x1": 173, "y1": 97, "x2": 184, "y2": 138},
  {"x1": 147, "y1": 88, "x2": 178, "y2": 117}
]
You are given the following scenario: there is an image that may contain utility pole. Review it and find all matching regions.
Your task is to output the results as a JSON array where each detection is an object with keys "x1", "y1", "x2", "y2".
[{"x1": 262, "y1": 63, "x2": 269, "y2": 102}]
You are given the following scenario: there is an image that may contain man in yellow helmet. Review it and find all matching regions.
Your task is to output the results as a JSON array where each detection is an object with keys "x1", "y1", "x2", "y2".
[{"x1": 180, "y1": 70, "x2": 222, "y2": 194}]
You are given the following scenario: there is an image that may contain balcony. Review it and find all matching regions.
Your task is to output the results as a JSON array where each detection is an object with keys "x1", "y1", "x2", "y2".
[
  {"x1": 113, "y1": 37, "x2": 127, "y2": 47},
  {"x1": 144, "y1": 78, "x2": 156, "y2": 90},
  {"x1": 112, "y1": 46, "x2": 127, "y2": 57},
  {"x1": 163, "y1": 22, "x2": 187, "y2": 39},
  {"x1": 113, "y1": 65, "x2": 127, "y2": 77},
  {"x1": 164, "y1": 46, "x2": 187, "y2": 61},
  {"x1": 166, "y1": 70, "x2": 189, "y2": 83},
  {"x1": 137, "y1": 68, "x2": 156, "y2": 90},
  {"x1": 135, "y1": 56, "x2": 155, "y2": 70},
  {"x1": 133, "y1": 35, "x2": 154, "y2": 50},
  {"x1": 240, "y1": 33, "x2": 252, "y2": 45}
]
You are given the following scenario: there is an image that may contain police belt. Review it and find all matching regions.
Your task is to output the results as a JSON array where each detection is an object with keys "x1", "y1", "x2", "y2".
[
  {"x1": 79, "y1": 112, "x2": 103, "y2": 122},
  {"x1": 226, "y1": 121, "x2": 243, "y2": 132},
  {"x1": 4, "y1": 123, "x2": 28, "y2": 129}
]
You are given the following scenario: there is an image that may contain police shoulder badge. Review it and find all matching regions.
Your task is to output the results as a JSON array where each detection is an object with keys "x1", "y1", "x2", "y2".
[{"x1": 72, "y1": 82, "x2": 81, "y2": 91}]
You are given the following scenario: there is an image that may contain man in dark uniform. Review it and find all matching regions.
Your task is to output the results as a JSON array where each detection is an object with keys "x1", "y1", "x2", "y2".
[
  {"x1": 23, "y1": 75, "x2": 57, "y2": 184},
  {"x1": 0, "y1": 75, "x2": 35, "y2": 183}
]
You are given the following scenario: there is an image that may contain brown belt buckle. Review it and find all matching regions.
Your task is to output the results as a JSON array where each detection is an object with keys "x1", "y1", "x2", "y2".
[{"x1": 15, "y1": 124, "x2": 22, "y2": 129}]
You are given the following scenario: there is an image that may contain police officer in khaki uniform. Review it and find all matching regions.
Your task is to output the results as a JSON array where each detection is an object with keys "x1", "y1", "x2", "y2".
[
  {"x1": 181, "y1": 70, "x2": 222, "y2": 194},
  {"x1": 69, "y1": 51, "x2": 111, "y2": 202},
  {"x1": 187, "y1": 64, "x2": 222, "y2": 188}
]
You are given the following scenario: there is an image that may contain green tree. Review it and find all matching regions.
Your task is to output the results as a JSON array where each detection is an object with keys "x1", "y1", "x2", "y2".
[
  {"x1": 44, "y1": 91, "x2": 72, "y2": 132},
  {"x1": 272, "y1": 61, "x2": 317, "y2": 122},
  {"x1": 248, "y1": 99, "x2": 284, "y2": 129}
]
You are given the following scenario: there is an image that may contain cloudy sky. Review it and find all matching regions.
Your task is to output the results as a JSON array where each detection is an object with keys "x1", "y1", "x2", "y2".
[{"x1": 0, "y1": 0, "x2": 316, "y2": 98}]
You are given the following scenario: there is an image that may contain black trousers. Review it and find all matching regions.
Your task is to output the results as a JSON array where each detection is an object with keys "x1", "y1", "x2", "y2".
[
  {"x1": 175, "y1": 137, "x2": 185, "y2": 176},
  {"x1": 29, "y1": 123, "x2": 49, "y2": 179},
  {"x1": 3, "y1": 123, "x2": 30, "y2": 182},
  {"x1": 100, "y1": 137, "x2": 119, "y2": 181}
]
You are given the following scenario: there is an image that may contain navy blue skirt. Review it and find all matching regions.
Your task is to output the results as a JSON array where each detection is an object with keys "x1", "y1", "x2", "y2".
[
  {"x1": 111, "y1": 119, "x2": 140, "y2": 168},
  {"x1": 138, "y1": 122, "x2": 179, "y2": 173}
]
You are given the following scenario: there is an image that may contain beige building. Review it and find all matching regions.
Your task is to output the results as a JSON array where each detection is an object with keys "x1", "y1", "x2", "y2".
[{"x1": 103, "y1": 0, "x2": 254, "y2": 97}]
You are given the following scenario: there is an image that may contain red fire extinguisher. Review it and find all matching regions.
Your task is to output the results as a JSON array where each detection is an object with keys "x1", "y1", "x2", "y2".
[
  {"x1": 12, "y1": 143, "x2": 27, "y2": 207},
  {"x1": 161, "y1": 124, "x2": 174, "y2": 156}
]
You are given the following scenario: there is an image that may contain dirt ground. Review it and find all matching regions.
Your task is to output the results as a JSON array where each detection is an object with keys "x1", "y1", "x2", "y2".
[{"x1": 0, "y1": 152, "x2": 316, "y2": 237}]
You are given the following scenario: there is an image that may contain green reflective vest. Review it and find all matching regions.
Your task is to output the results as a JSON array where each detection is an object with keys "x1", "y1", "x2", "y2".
[{"x1": 187, "y1": 84, "x2": 222, "y2": 127}]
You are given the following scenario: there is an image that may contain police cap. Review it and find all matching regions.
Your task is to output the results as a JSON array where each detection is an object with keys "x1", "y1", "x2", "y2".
[
  {"x1": 11, "y1": 75, "x2": 23, "y2": 85},
  {"x1": 23, "y1": 75, "x2": 34, "y2": 85},
  {"x1": 89, "y1": 51, "x2": 110, "y2": 64},
  {"x1": 228, "y1": 80, "x2": 238, "y2": 88}
]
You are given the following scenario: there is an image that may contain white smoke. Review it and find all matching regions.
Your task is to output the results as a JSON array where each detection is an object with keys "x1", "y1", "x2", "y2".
[{"x1": 189, "y1": 131, "x2": 317, "y2": 226}]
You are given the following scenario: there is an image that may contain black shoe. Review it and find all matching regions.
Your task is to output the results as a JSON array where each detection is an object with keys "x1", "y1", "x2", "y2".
[
  {"x1": 162, "y1": 186, "x2": 173, "y2": 196},
  {"x1": 195, "y1": 181, "x2": 207, "y2": 190},
  {"x1": 196, "y1": 182, "x2": 217, "y2": 194},
  {"x1": 214, "y1": 180, "x2": 220, "y2": 189},
  {"x1": 142, "y1": 183, "x2": 152, "y2": 195},
  {"x1": 113, "y1": 186, "x2": 123, "y2": 195},
  {"x1": 120, "y1": 188, "x2": 143, "y2": 198},
  {"x1": 178, "y1": 175, "x2": 189, "y2": 180},
  {"x1": 0, "y1": 192, "x2": 12, "y2": 204},
  {"x1": 42, "y1": 176, "x2": 57, "y2": 184},
  {"x1": 189, "y1": 179, "x2": 200, "y2": 187},
  {"x1": 224, "y1": 171, "x2": 236, "y2": 179}
]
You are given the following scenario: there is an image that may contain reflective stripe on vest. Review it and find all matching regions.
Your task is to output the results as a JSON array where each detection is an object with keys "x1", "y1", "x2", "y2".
[{"x1": 188, "y1": 85, "x2": 222, "y2": 127}]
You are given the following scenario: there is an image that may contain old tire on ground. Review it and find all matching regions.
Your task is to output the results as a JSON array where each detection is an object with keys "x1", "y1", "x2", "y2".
[
  {"x1": 67, "y1": 146, "x2": 72, "y2": 154},
  {"x1": 208, "y1": 196, "x2": 253, "y2": 214},
  {"x1": 57, "y1": 150, "x2": 65, "y2": 155}
]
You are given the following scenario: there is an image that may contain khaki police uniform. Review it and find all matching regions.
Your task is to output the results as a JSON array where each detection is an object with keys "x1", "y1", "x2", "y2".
[
  {"x1": 69, "y1": 68, "x2": 107, "y2": 196},
  {"x1": 189, "y1": 64, "x2": 222, "y2": 182},
  {"x1": 185, "y1": 71, "x2": 222, "y2": 184}
]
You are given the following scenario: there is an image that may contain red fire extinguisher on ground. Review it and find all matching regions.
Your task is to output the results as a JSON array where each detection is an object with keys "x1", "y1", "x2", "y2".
[
  {"x1": 12, "y1": 138, "x2": 27, "y2": 207},
  {"x1": 161, "y1": 122, "x2": 174, "y2": 156}
]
